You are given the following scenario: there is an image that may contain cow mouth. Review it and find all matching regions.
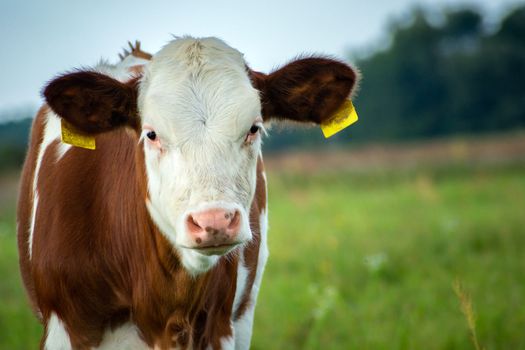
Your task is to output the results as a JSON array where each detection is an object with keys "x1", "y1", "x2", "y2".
[{"x1": 184, "y1": 243, "x2": 241, "y2": 256}]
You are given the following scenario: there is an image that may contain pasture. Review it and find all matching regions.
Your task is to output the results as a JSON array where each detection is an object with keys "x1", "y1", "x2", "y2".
[{"x1": 0, "y1": 136, "x2": 524, "y2": 349}]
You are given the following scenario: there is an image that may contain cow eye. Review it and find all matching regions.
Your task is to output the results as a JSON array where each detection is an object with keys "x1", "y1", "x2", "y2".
[
  {"x1": 146, "y1": 131, "x2": 157, "y2": 141},
  {"x1": 244, "y1": 123, "x2": 263, "y2": 145}
]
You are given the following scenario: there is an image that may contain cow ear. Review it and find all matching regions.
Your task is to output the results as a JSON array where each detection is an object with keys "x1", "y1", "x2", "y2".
[
  {"x1": 250, "y1": 57, "x2": 358, "y2": 124},
  {"x1": 43, "y1": 71, "x2": 139, "y2": 134}
]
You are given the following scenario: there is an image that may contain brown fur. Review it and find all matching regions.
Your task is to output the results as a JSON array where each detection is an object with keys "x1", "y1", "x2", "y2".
[
  {"x1": 43, "y1": 72, "x2": 140, "y2": 134},
  {"x1": 119, "y1": 40, "x2": 153, "y2": 61},
  {"x1": 249, "y1": 57, "x2": 358, "y2": 124},
  {"x1": 18, "y1": 118, "x2": 267, "y2": 349}
]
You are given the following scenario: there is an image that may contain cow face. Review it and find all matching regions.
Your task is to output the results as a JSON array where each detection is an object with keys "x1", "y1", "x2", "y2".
[
  {"x1": 138, "y1": 38, "x2": 262, "y2": 274},
  {"x1": 43, "y1": 36, "x2": 358, "y2": 275}
]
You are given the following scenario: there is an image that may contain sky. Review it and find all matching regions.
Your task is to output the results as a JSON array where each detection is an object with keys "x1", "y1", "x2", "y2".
[{"x1": 0, "y1": 0, "x2": 521, "y2": 116}]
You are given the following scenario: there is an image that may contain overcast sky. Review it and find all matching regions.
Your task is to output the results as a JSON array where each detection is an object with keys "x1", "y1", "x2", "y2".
[{"x1": 0, "y1": 0, "x2": 520, "y2": 114}]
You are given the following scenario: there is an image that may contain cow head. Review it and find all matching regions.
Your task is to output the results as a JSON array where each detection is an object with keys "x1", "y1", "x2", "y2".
[{"x1": 43, "y1": 37, "x2": 358, "y2": 275}]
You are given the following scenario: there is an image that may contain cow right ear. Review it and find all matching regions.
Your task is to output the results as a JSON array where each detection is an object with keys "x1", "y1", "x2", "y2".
[
  {"x1": 249, "y1": 57, "x2": 358, "y2": 125},
  {"x1": 43, "y1": 71, "x2": 140, "y2": 134}
]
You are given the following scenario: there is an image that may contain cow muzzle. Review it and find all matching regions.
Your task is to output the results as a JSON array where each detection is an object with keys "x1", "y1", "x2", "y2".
[{"x1": 184, "y1": 208, "x2": 243, "y2": 256}]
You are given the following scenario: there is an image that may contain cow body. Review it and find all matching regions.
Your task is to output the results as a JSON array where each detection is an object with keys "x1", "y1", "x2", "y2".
[
  {"x1": 18, "y1": 37, "x2": 357, "y2": 349},
  {"x1": 18, "y1": 106, "x2": 267, "y2": 349}
]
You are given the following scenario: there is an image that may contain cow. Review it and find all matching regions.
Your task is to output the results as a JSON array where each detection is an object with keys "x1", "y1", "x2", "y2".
[{"x1": 17, "y1": 36, "x2": 358, "y2": 349}]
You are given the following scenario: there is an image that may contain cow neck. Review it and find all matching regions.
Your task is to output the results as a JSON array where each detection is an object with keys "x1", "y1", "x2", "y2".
[{"x1": 130, "y1": 137, "x2": 238, "y2": 347}]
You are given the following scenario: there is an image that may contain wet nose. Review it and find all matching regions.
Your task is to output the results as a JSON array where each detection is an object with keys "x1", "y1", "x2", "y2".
[{"x1": 186, "y1": 209, "x2": 241, "y2": 247}]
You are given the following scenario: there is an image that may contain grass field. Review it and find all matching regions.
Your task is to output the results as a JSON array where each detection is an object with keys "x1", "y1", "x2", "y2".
[{"x1": 1, "y1": 149, "x2": 524, "y2": 349}]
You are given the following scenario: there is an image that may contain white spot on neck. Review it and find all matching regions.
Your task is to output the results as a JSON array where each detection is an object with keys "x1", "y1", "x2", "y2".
[{"x1": 45, "y1": 313, "x2": 72, "y2": 350}]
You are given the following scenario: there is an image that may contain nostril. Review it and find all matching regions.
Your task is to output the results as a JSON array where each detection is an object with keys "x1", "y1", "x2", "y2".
[
  {"x1": 186, "y1": 215, "x2": 202, "y2": 233},
  {"x1": 228, "y1": 211, "x2": 240, "y2": 230}
]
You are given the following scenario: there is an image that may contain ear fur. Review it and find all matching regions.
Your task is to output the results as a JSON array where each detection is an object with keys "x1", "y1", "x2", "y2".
[
  {"x1": 43, "y1": 71, "x2": 139, "y2": 134},
  {"x1": 250, "y1": 57, "x2": 358, "y2": 124}
]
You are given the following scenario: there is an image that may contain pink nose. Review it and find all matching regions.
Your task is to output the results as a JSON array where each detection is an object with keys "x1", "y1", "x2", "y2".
[{"x1": 186, "y1": 209, "x2": 241, "y2": 247}]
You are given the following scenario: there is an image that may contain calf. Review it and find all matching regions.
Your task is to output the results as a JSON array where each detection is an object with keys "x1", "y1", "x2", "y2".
[{"x1": 17, "y1": 37, "x2": 358, "y2": 349}]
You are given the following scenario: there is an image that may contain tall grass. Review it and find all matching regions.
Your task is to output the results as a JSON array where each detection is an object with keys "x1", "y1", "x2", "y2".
[{"x1": 453, "y1": 279, "x2": 484, "y2": 350}]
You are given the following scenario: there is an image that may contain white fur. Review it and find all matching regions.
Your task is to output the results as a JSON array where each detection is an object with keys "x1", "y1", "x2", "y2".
[
  {"x1": 95, "y1": 322, "x2": 148, "y2": 350},
  {"x1": 233, "y1": 252, "x2": 249, "y2": 314},
  {"x1": 119, "y1": 55, "x2": 150, "y2": 70},
  {"x1": 220, "y1": 336, "x2": 235, "y2": 350},
  {"x1": 256, "y1": 208, "x2": 270, "y2": 293},
  {"x1": 233, "y1": 208, "x2": 269, "y2": 350},
  {"x1": 232, "y1": 310, "x2": 253, "y2": 350},
  {"x1": 47, "y1": 317, "x2": 150, "y2": 350},
  {"x1": 56, "y1": 142, "x2": 71, "y2": 161},
  {"x1": 28, "y1": 192, "x2": 38, "y2": 258},
  {"x1": 29, "y1": 112, "x2": 62, "y2": 258},
  {"x1": 94, "y1": 55, "x2": 148, "y2": 82},
  {"x1": 139, "y1": 37, "x2": 262, "y2": 275},
  {"x1": 44, "y1": 313, "x2": 72, "y2": 350}
]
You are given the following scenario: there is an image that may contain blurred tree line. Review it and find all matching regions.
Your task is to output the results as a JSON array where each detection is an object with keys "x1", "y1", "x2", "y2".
[
  {"x1": 0, "y1": 117, "x2": 32, "y2": 172},
  {"x1": 353, "y1": 4, "x2": 525, "y2": 141},
  {"x1": 0, "y1": 4, "x2": 524, "y2": 171},
  {"x1": 265, "y1": 4, "x2": 525, "y2": 150}
]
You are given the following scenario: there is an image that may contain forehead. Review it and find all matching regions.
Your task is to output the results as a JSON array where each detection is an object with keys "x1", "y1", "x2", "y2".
[{"x1": 139, "y1": 37, "x2": 261, "y2": 141}]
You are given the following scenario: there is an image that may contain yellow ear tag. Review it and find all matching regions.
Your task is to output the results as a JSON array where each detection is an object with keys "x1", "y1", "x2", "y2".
[
  {"x1": 320, "y1": 100, "x2": 359, "y2": 138},
  {"x1": 61, "y1": 119, "x2": 96, "y2": 150}
]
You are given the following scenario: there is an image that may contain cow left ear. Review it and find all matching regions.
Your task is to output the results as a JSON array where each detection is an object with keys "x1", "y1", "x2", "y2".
[
  {"x1": 250, "y1": 57, "x2": 359, "y2": 125},
  {"x1": 43, "y1": 71, "x2": 139, "y2": 134}
]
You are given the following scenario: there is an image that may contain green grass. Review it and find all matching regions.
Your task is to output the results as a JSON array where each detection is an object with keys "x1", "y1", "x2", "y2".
[
  {"x1": 252, "y1": 164, "x2": 525, "y2": 350},
  {"x1": 0, "y1": 206, "x2": 42, "y2": 349},
  {"x1": 1, "y1": 163, "x2": 524, "y2": 349}
]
